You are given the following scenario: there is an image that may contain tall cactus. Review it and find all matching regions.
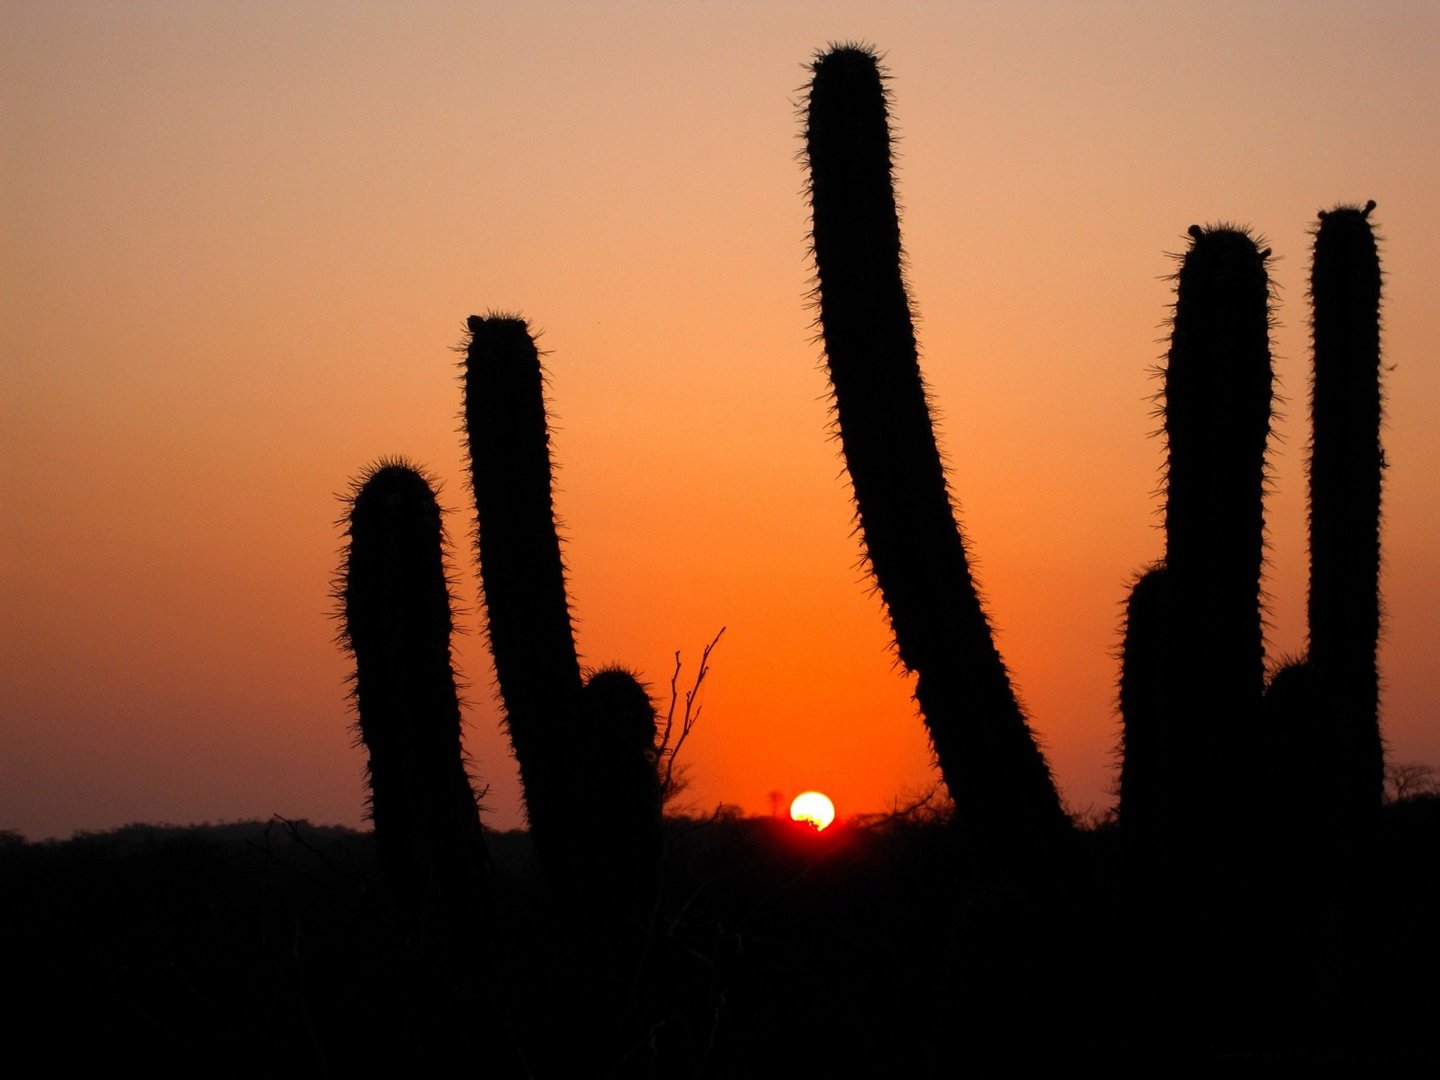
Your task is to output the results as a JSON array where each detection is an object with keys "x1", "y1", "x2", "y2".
[
  {"x1": 339, "y1": 460, "x2": 488, "y2": 927},
  {"x1": 463, "y1": 314, "x2": 661, "y2": 909},
  {"x1": 1160, "y1": 225, "x2": 1274, "y2": 846},
  {"x1": 803, "y1": 44, "x2": 1066, "y2": 855},
  {"x1": 462, "y1": 314, "x2": 587, "y2": 879},
  {"x1": 1308, "y1": 200, "x2": 1384, "y2": 819}
]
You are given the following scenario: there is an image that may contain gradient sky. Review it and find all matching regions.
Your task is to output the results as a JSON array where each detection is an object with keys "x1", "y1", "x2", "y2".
[{"x1": 4, "y1": 1, "x2": 1437, "y2": 839}]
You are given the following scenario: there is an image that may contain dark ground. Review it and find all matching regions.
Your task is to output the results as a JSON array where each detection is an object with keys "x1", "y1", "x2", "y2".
[{"x1": 4, "y1": 797, "x2": 1436, "y2": 1075}]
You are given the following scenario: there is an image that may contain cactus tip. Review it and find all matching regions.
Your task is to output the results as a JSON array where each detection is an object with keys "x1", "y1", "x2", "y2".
[{"x1": 816, "y1": 39, "x2": 880, "y2": 62}]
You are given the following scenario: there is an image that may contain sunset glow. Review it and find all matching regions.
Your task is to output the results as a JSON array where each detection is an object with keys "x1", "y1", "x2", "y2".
[
  {"x1": 790, "y1": 791, "x2": 837, "y2": 831},
  {"x1": 2, "y1": 4, "x2": 1437, "y2": 842}
]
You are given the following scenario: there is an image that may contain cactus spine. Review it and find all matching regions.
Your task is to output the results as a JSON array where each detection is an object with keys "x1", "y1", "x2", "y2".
[
  {"x1": 1307, "y1": 201, "x2": 1384, "y2": 819},
  {"x1": 1160, "y1": 225, "x2": 1274, "y2": 847},
  {"x1": 339, "y1": 460, "x2": 488, "y2": 926},
  {"x1": 803, "y1": 45, "x2": 1066, "y2": 854}
]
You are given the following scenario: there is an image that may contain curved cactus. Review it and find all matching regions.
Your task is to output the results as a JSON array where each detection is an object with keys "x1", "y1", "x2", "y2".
[
  {"x1": 1161, "y1": 225, "x2": 1274, "y2": 844},
  {"x1": 339, "y1": 460, "x2": 488, "y2": 925},
  {"x1": 803, "y1": 44, "x2": 1066, "y2": 856},
  {"x1": 1308, "y1": 200, "x2": 1384, "y2": 818}
]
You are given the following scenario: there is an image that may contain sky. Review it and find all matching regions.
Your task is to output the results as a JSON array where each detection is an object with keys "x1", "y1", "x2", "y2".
[{"x1": 3, "y1": 1, "x2": 1437, "y2": 839}]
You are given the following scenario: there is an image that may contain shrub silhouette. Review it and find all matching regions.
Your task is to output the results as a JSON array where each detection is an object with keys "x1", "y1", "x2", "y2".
[{"x1": 802, "y1": 43, "x2": 1067, "y2": 860}]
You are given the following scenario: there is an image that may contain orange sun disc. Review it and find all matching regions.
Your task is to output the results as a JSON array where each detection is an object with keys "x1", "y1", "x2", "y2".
[{"x1": 789, "y1": 791, "x2": 836, "y2": 831}]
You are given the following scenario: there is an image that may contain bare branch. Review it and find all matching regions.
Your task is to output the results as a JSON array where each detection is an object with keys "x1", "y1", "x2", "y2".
[{"x1": 658, "y1": 627, "x2": 726, "y2": 805}]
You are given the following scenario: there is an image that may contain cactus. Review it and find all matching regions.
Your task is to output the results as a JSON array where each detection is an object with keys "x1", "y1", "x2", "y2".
[
  {"x1": 1307, "y1": 200, "x2": 1384, "y2": 819},
  {"x1": 316, "y1": 46, "x2": 1418, "y2": 1065},
  {"x1": 1119, "y1": 210, "x2": 1393, "y2": 878},
  {"x1": 579, "y1": 667, "x2": 662, "y2": 914},
  {"x1": 338, "y1": 460, "x2": 489, "y2": 928},
  {"x1": 1159, "y1": 225, "x2": 1274, "y2": 846},
  {"x1": 462, "y1": 314, "x2": 661, "y2": 908},
  {"x1": 1117, "y1": 564, "x2": 1171, "y2": 851},
  {"x1": 315, "y1": 42, "x2": 1419, "y2": 1064},
  {"x1": 803, "y1": 44, "x2": 1066, "y2": 856},
  {"x1": 461, "y1": 314, "x2": 585, "y2": 876},
  {"x1": 1260, "y1": 658, "x2": 1334, "y2": 836}
]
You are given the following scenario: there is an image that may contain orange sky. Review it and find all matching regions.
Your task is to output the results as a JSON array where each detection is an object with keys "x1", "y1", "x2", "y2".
[{"x1": 4, "y1": 2, "x2": 1437, "y2": 838}]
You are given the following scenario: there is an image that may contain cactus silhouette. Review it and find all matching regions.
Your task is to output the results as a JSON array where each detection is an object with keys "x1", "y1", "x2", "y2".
[
  {"x1": 1117, "y1": 564, "x2": 1171, "y2": 850},
  {"x1": 803, "y1": 44, "x2": 1066, "y2": 855},
  {"x1": 1159, "y1": 225, "x2": 1274, "y2": 847},
  {"x1": 461, "y1": 315, "x2": 584, "y2": 873},
  {"x1": 1260, "y1": 657, "x2": 1336, "y2": 839},
  {"x1": 1307, "y1": 200, "x2": 1385, "y2": 820},
  {"x1": 579, "y1": 667, "x2": 663, "y2": 914},
  {"x1": 462, "y1": 313, "x2": 661, "y2": 908},
  {"x1": 316, "y1": 45, "x2": 1426, "y2": 1066},
  {"x1": 338, "y1": 460, "x2": 489, "y2": 928}
]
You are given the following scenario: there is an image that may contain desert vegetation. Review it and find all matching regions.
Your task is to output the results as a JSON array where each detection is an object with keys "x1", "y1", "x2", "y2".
[
  {"x1": 7, "y1": 45, "x2": 1433, "y2": 1073},
  {"x1": 4, "y1": 797, "x2": 1436, "y2": 1071}
]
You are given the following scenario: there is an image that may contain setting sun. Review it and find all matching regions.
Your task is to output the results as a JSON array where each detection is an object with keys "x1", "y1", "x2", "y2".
[
  {"x1": 2, "y1": 2, "x2": 1435, "y2": 873},
  {"x1": 789, "y1": 791, "x2": 836, "y2": 831}
]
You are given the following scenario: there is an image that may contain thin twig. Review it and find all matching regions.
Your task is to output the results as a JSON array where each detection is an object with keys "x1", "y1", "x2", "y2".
[{"x1": 658, "y1": 627, "x2": 725, "y2": 801}]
